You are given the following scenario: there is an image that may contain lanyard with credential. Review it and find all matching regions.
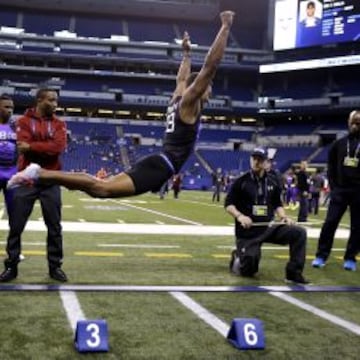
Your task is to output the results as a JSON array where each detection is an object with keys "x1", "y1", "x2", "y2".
[
  {"x1": 346, "y1": 139, "x2": 360, "y2": 158},
  {"x1": 255, "y1": 177, "x2": 268, "y2": 205}
]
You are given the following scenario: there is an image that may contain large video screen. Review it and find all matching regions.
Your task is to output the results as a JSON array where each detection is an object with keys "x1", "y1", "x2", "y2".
[{"x1": 273, "y1": 0, "x2": 360, "y2": 51}]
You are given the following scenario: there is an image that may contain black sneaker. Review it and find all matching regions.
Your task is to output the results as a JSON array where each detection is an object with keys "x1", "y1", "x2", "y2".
[
  {"x1": 0, "y1": 267, "x2": 18, "y2": 282},
  {"x1": 285, "y1": 272, "x2": 310, "y2": 285},
  {"x1": 229, "y1": 249, "x2": 241, "y2": 275},
  {"x1": 49, "y1": 268, "x2": 68, "y2": 282}
]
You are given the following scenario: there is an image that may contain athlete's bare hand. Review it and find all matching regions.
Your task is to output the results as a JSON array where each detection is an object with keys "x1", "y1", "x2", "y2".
[
  {"x1": 182, "y1": 31, "x2": 191, "y2": 53},
  {"x1": 220, "y1": 11, "x2": 235, "y2": 28}
]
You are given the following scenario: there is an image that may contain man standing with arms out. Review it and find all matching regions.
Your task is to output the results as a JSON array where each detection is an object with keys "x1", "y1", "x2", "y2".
[
  {"x1": 312, "y1": 110, "x2": 360, "y2": 271},
  {"x1": 0, "y1": 89, "x2": 67, "y2": 282},
  {"x1": 225, "y1": 147, "x2": 309, "y2": 284},
  {"x1": 0, "y1": 94, "x2": 17, "y2": 218},
  {"x1": 8, "y1": 11, "x2": 235, "y2": 201}
]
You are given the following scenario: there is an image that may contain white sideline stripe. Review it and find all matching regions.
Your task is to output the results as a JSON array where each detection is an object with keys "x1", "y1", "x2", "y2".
[
  {"x1": 156, "y1": 221, "x2": 165, "y2": 225},
  {"x1": 339, "y1": 222, "x2": 350, "y2": 228},
  {"x1": 111, "y1": 200, "x2": 202, "y2": 226},
  {"x1": 170, "y1": 291, "x2": 229, "y2": 338},
  {"x1": 270, "y1": 292, "x2": 360, "y2": 336},
  {"x1": 60, "y1": 290, "x2": 86, "y2": 333},
  {"x1": 0, "y1": 220, "x2": 350, "y2": 238},
  {"x1": 98, "y1": 243, "x2": 180, "y2": 249}
]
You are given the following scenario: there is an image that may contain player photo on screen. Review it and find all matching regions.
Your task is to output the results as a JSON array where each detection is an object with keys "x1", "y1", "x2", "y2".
[
  {"x1": 296, "y1": 0, "x2": 323, "y2": 47},
  {"x1": 273, "y1": 0, "x2": 360, "y2": 51}
]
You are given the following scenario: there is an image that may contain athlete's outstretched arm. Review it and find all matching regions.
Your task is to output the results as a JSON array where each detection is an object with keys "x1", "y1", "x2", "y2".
[
  {"x1": 181, "y1": 11, "x2": 234, "y2": 110},
  {"x1": 171, "y1": 31, "x2": 191, "y2": 102},
  {"x1": 38, "y1": 169, "x2": 136, "y2": 198}
]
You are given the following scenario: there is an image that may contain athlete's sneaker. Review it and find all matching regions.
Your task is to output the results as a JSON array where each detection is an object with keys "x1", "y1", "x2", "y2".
[
  {"x1": 7, "y1": 163, "x2": 40, "y2": 189},
  {"x1": 312, "y1": 257, "x2": 326, "y2": 268},
  {"x1": 343, "y1": 260, "x2": 356, "y2": 271}
]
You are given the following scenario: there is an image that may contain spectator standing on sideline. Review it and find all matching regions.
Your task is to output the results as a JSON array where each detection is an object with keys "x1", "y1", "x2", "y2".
[
  {"x1": 96, "y1": 167, "x2": 108, "y2": 179},
  {"x1": 0, "y1": 89, "x2": 67, "y2": 282},
  {"x1": 312, "y1": 110, "x2": 360, "y2": 271},
  {"x1": 225, "y1": 147, "x2": 309, "y2": 284},
  {"x1": 308, "y1": 168, "x2": 324, "y2": 215},
  {"x1": 172, "y1": 173, "x2": 182, "y2": 199},
  {"x1": 159, "y1": 180, "x2": 168, "y2": 200},
  {"x1": 8, "y1": 11, "x2": 235, "y2": 201},
  {"x1": 0, "y1": 94, "x2": 17, "y2": 218},
  {"x1": 296, "y1": 160, "x2": 309, "y2": 222},
  {"x1": 212, "y1": 167, "x2": 224, "y2": 202}
]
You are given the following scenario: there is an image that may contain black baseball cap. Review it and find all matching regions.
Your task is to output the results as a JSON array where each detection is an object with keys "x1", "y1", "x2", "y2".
[{"x1": 251, "y1": 147, "x2": 268, "y2": 160}]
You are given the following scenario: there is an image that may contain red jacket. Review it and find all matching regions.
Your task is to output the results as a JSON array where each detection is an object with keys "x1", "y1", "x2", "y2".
[{"x1": 16, "y1": 108, "x2": 67, "y2": 170}]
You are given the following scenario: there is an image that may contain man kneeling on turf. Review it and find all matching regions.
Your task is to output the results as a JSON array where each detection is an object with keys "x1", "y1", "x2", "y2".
[{"x1": 225, "y1": 147, "x2": 310, "y2": 284}]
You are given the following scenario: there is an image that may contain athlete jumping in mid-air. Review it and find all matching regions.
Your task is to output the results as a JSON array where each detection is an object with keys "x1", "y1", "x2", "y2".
[{"x1": 8, "y1": 11, "x2": 235, "y2": 198}]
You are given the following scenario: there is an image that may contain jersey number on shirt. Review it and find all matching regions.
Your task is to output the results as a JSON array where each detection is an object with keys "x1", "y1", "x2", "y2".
[{"x1": 165, "y1": 106, "x2": 176, "y2": 133}]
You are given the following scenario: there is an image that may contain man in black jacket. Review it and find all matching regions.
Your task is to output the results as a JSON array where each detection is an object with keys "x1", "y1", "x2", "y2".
[
  {"x1": 225, "y1": 147, "x2": 309, "y2": 284},
  {"x1": 312, "y1": 110, "x2": 360, "y2": 271}
]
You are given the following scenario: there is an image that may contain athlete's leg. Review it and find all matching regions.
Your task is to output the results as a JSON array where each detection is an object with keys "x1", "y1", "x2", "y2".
[{"x1": 39, "y1": 169, "x2": 136, "y2": 198}]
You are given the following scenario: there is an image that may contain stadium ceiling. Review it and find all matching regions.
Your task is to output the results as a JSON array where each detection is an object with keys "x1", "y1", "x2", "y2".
[{"x1": 0, "y1": 0, "x2": 221, "y2": 20}]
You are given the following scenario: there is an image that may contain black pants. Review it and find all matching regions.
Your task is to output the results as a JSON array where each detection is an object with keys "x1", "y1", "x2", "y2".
[
  {"x1": 5, "y1": 184, "x2": 63, "y2": 269},
  {"x1": 0, "y1": 179, "x2": 15, "y2": 216},
  {"x1": 316, "y1": 188, "x2": 360, "y2": 262},
  {"x1": 212, "y1": 186, "x2": 221, "y2": 202},
  {"x1": 236, "y1": 224, "x2": 307, "y2": 276},
  {"x1": 298, "y1": 193, "x2": 308, "y2": 222},
  {"x1": 309, "y1": 192, "x2": 320, "y2": 215}
]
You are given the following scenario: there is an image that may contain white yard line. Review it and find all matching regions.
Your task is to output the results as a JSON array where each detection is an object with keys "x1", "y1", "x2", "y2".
[
  {"x1": 170, "y1": 291, "x2": 229, "y2": 337},
  {"x1": 270, "y1": 292, "x2": 360, "y2": 336},
  {"x1": 181, "y1": 199, "x2": 223, "y2": 208},
  {"x1": 59, "y1": 290, "x2": 86, "y2": 333},
  {"x1": 0, "y1": 241, "x2": 45, "y2": 246},
  {"x1": 110, "y1": 200, "x2": 203, "y2": 226}
]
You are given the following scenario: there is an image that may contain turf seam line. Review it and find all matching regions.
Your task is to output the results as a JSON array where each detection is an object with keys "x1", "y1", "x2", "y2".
[{"x1": 110, "y1": 200, "x2": 202, "y2": 225}]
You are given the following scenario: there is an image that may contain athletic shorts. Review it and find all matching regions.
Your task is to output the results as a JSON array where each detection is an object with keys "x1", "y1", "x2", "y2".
[{"x1": 125, "y1": 154, "x2": 174, "y2": 195}]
